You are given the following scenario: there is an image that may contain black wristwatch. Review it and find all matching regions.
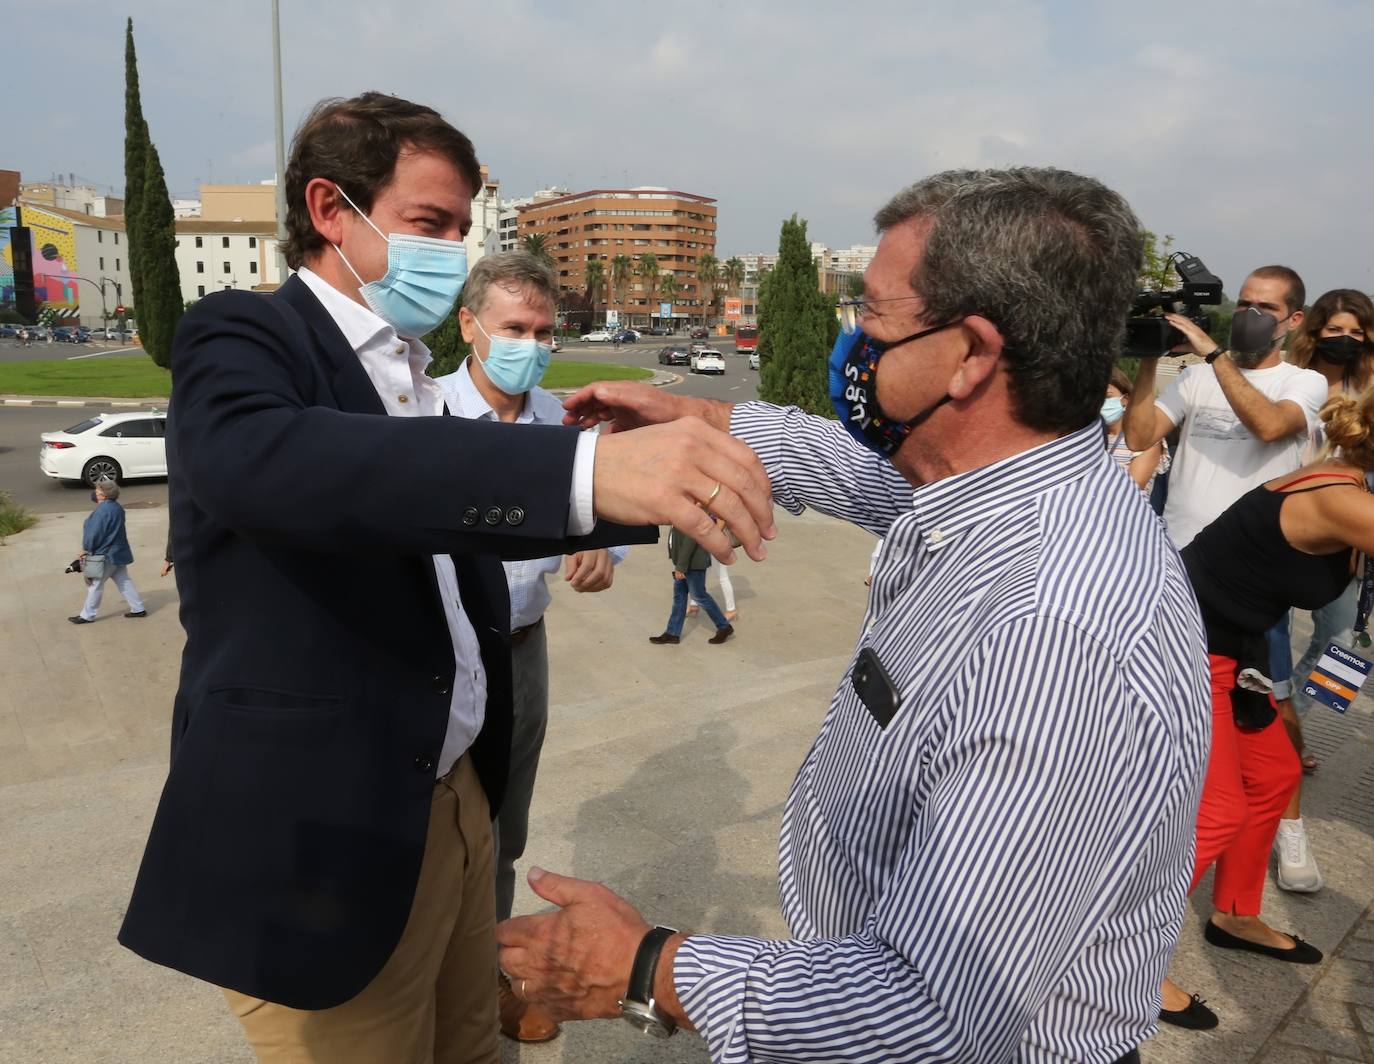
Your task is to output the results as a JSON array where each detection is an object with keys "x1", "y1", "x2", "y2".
[
  {"x1": 619, "y1": 926, "x2": 678, "y2": 1038},
  {"x1": 1204, "y1": 347, "x2": 1224, "y2": 364}
]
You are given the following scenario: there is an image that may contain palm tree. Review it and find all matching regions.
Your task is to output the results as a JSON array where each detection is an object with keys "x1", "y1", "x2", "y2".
[
  {"x1": 659, "y1": 273, "x2": 680, "y2": 331},
  {"x1": 610, "y1": 254, "x2": 633, "y2": 325},
  {"x1": 636, "y1": 252, "x2": 659, "y2": 329},
  {"x1": 584, "y1": 258, "x2": 606, "y2": 319},
  {"x1": 723, "y1": 256, "x2": 745, "y2": 297},
  {"x1": 696, "y1": 253, "x2": 719, "y2": 326},
  {"x1": 522, "y1": 233, "x2": 553, "y2": 265}
]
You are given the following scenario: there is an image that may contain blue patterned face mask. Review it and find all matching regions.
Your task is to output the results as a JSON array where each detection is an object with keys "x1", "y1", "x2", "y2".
[{"x1": 331, "y1": 186, "x2": 468, "y2": 338}]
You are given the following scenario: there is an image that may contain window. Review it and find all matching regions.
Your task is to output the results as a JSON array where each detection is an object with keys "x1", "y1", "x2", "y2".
[
  {"x1": 114, "y1": 232, "x2": 119, "y2": 244},
  {"x1": 197, "y1": 285, "x2": 205, "y2": 297},
  {"x1": 223, "y1": 262, "x2": 231, "y2": 274},
  {"x1": 98, "y1": 231, "x2": 103, "y2": 243},
  {"x1": 196, "y1": 261, "x2": 204, "y2": 274},
  {"x1": 101, "y1": 419, "x2": 159, "y2": 438},
  {"x1": 249, "y1": 262, "x2": 258, "y2": 274},
  {"x1": 99, "y1": 257, "x2": 105, "y2": 271},
  {"x1": 222, "y1": 237, "x2": 230, "y2": 248},
  {"x1": 195, "y1": 236, "x2": 203, "y2": 248},
  {"x1": 248, "y1": 237, "x2": 257, "y2": 248},
  {"x1": 115, "y1": 258, "x2": 120, "y2": 271}
]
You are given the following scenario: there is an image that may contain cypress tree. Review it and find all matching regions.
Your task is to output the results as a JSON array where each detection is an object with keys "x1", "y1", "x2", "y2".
[
  {"x1": 123, "y1": 19, "x2": 147, "y2": 307},
  {"x1": 757, "y1": 214, "x2": 831, "y2": 415},
  {"x1": 138, "y1": 141, "x2": 183, "y2": 368}
]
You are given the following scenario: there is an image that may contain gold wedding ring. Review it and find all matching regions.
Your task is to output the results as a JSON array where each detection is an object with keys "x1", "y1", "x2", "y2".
[
  {"x1": 519, "y1": 979, "x2": 528, "y2": 1000},
  {"x1": 703, "y1": 482, "x2": 722, "y2": 507}
]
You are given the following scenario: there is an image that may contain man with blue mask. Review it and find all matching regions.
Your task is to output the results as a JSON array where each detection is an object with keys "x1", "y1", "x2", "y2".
[
  {"x1": 118, "y1": 93, "x2": 774, "y2": 1064},
  {"x1": 435, "y1": 251, "x2": 626, "y2": 1046},
  {"x1": 505, "y1": 168, "x2": 1209, "y2": 1064}
]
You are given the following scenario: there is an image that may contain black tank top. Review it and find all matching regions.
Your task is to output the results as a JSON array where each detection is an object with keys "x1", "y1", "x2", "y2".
[{"x1": 1183, "y1": 478, "x2": 1357, "y2": 640}]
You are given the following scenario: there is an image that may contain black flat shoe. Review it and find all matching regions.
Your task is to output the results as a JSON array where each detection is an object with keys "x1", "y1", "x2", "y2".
[
  {"x1": 1159, "y1": 993, "x2": 1218, "y2": 1030},
  {"x1": 1204, "y1": 919, "x2": 1323, "y2": 964},
  {"x1": 648, "y1": 632, "x2": 680, "y2": 645},
  {"x1": 124, "y1": 610, "x2": 147, "y2": 618},
  {"x1": 68, "y1": 616, "x2": 93, "y2": 625}
]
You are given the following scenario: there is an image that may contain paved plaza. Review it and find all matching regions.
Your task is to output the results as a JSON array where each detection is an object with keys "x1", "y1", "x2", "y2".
[{"x1": 1, "y1": 502, "x2": 1373, "y2": 1062}]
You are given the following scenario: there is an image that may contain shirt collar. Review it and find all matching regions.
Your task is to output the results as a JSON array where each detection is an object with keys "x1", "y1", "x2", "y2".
[
  {"x1": 445, "y1": 359, "x2": 534, "y2": 423},
  {"x1": 909, "y1": 420, "x2": 1106, "y2": 551},
  {"x1": 298, "y1": 266, "x2": 402, "y2": 353}
]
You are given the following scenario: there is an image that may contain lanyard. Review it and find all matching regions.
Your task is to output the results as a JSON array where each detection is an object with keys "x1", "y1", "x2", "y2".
[{"x1": 1356, "y1": 551, "x2": 1373, "y2": 650}]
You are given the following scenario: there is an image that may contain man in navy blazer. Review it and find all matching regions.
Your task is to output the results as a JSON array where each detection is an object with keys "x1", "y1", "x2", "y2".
[{"x1": 117, "y1": 92, "x2": 774, "y2": 1064}]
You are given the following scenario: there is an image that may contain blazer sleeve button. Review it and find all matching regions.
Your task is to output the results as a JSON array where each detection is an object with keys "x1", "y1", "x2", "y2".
[
  {"x1": 484, "y1": 506, "x2": 504, "y2": 526},
  {"x1": 461, "y1": 507, "x2": 480, "y2": 527},
  {"x1": 506, "y1": 506, "x2": 526, "y2": 526},
  {"x1": 414, "y1": 754, "x2": 435, "y2": 774}
]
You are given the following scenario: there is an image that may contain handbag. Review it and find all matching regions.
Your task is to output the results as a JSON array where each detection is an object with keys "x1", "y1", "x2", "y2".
[{"x1": 83, "y1": 554, "x2": 109, "y2": 581}]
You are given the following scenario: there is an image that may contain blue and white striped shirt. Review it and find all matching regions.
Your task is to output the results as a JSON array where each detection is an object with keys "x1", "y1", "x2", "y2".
[{"x1": 673, "y1": 403, "x2": 1211, "y2": 1063}]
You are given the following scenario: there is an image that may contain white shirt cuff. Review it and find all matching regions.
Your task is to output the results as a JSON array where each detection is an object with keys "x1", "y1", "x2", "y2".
[{"x1": 567, "y1": 432, "x2": 597, "y2": 535}]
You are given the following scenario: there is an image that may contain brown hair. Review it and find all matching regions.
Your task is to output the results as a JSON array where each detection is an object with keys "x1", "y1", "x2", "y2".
[
  {"x1": 1249, "y1": 265, "x2": 1306, "y2": 314},
  {"x1": 282, "y1": 92, "x2": 481, "y2": 269},
  {"x1": 1320, "y1": 385, "x2": 1374, "y2": 471},
  {"x1": 1291, "y1": 288, "x2": 1374, "y2": 390},
  {"x1": 1107, "y1": 367, "x2": 1134, "y2": 397}
]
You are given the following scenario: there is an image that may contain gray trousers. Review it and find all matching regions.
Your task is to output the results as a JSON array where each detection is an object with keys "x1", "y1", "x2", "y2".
[{"x1": 494, "y1": 618, "x2": 549, "y2": 922}]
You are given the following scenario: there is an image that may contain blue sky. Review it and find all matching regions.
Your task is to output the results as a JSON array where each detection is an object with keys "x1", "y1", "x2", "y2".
[{"x1": 8, "y1": 0, "x2": 1372, "y2": 298}]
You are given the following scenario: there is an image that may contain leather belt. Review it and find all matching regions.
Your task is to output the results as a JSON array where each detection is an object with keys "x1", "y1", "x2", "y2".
[{"x1": 510, "y1": 617, "x2": 544, "y2": 647}]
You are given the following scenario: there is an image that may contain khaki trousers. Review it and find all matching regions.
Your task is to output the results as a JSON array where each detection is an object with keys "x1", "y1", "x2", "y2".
[{"x1": 224, "y1": 754, "x2": 499, "y2": 1064}]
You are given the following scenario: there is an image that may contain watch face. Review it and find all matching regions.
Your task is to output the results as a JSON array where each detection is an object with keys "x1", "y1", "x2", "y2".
[{"x1": 620, "y1": 999, "x2": 674, "y2": 1039}]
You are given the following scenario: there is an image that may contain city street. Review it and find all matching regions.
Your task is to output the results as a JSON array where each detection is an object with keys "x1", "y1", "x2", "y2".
[
  {"x1": 0, "y1": 340, "x2": 142, "y2": 364},
  {"x1": 0, "y1": 339, "x2": 760, "y2": 514}
]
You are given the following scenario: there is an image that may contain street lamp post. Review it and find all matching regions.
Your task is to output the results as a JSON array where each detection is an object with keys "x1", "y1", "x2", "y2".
[{"x1": 60, "y1": 274, "x2": 121, "y2": 336}]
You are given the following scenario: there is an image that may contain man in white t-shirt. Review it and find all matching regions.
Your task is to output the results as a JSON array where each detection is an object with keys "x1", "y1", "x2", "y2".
[{"x1": 1123, "y1": 263, "x2": 1329, "y2": 899}]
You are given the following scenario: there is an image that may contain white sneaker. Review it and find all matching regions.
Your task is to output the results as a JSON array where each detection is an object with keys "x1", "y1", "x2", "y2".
[{"x1": 1275, "y1": 819, "x2": 1323, "y2": 893}]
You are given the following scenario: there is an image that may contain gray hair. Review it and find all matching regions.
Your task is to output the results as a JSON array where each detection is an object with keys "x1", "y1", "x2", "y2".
[
  {"x1": 461, "y1": 250, "x2": 559, "y2": 319},
  {"x1": 874, "y1": 167, "x2": 1144, "y2": 433},
  {"x1": 94, "y1": 476, "x2": 120, "y2": 500}
]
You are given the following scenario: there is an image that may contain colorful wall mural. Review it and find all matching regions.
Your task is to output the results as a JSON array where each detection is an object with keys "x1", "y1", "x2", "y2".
[
  {"x1": 0, "y1": 205, "x2": 16, "y2": 305},
  {"x1": 22, "y1": 205, "x2": 80, "y2": 313}
]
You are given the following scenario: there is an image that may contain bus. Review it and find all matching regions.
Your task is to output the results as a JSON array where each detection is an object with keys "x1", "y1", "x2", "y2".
[{"x1": 733, "y1": 324, "x2": 758, "y2": 354}]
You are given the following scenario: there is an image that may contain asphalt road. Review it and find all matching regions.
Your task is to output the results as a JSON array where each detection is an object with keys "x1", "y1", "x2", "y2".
[
  {"x1": 0, "y1": 338, "x2": 760, "y2": 515},
  {"x1": 0, "y1": 339, "x2": 142, "y2": 364}
]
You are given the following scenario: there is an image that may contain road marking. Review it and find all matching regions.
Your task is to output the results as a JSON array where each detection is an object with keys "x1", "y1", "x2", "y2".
[{"x1": 67, "y1": 346, "x2": 139, "y2": 360}]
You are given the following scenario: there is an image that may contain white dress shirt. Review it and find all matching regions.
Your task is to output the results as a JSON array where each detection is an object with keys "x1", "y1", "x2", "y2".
[
  {"x1": 436, "y1": 359, "x2": 627, "y2": 630},
  {"x1": 297, "y1": 269, "x2": 595, "y2": 776}
]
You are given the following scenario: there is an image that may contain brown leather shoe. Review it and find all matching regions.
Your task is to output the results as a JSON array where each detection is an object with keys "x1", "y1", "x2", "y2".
[
  {"x1": 709, "y1": 624, "x2": 735, "y2": 644},
  {"x1": 648, "y1": 632, "x2": 681, "y2": 644},
  {"x1": 498, "y1": 972, "x2": 560, "y2": 1043}
]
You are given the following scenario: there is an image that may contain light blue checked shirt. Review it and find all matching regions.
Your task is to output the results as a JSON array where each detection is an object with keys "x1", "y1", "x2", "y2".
[
  {"x1": 673, "y1": 403, "x2": 1211, "y2": 1063},
  {"x1": 435, "y1": 360, "x2": 627, "y2": 629}
]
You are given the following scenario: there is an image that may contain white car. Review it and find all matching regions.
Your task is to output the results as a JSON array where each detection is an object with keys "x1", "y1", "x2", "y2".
[
  {"x1": 581, "y1": 330, "x2": 613, "y2": 342},
  {"x1": 690, "y1": 350, "x2": 726, "y2": 374},
  {"x1": 749, "y1": 351, "x2": 760, "y2": 370},
  {"x1": 39, "y1": 410, "x2": 168, "y2": 485}
]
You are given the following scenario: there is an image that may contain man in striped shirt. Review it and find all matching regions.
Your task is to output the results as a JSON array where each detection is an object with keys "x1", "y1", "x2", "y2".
[{"x1": 498, "y1": 168, "x2": 1211, "y2": 1063}]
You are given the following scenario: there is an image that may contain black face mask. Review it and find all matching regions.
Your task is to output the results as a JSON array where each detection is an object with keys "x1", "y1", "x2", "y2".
[
  {"x1": 1313, "y1": 334, "x2": 1364, "y2": 367},
  {"x1": 1229, "y1": 306, "x2": 1282, "y2": 358}
]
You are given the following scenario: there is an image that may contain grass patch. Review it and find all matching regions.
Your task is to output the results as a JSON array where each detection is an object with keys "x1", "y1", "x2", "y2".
[
  {"x1": 541, "y1": 361, "x2": 652, "y2": 390},
  {"x1": 0, "y1": 356, "x2": 171, "y2": 398},
  {"x1": 0, "y1": 355, "x2": 647, "y2": 400},
  {"x1": 0, "y1": 489, "x2": 37, "y2": 542}
]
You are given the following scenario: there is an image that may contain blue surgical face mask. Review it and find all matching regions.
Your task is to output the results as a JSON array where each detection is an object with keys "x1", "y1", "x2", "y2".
[
  {"x1": 1101, "y1": 396, "x2": 1125, "y2": 423},
  {"x1": 827, "y1": 321, "x2": 961, "y2": 457},
  {"x1": 472, "y1": 316, "x2": 552, "y2": 396},
  {"x1": 331, "y1": 187, "x2": 468, "y2": 338}
]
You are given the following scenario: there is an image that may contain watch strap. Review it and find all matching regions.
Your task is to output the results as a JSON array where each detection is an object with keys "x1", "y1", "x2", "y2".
[
  {"x1": 1204, "y1": 347, "x2": 1224, "y2": 364},
  {"x1": 626, "y1": 925, "x2": 677, "y2": 1006}
]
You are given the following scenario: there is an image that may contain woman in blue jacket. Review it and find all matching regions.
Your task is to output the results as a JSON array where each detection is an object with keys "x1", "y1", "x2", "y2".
[{"x1": 70, "y1": 478, "x2": 146, "y2": 623}]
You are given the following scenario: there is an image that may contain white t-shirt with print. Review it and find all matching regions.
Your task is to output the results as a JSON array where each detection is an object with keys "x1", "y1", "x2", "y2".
[{"x1": 1156, "y1": 360, "x2": 1328, "y2": 548}]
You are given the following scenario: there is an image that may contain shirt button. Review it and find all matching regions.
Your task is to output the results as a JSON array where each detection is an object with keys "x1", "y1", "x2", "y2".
[
  {"x1": 431, "y1": 674, "x2": 451, "y2": 695},
  {"x1": 484, "y1": 506, "x2": 504, "y2": 526},
  {"x1": 506, "y1": 506, "x2": 526, "y2": 526},
  {"x1": 930, "y1": 529, "x2": 945, "y2": 543},
  {"x1": 398, "y1": 394, "x2": 410, "y2": 404},
  {"x1": 414, "y1": 753, "x2": 435, "y2": 774},
  {"x1": 461, "y1": 506, "x2": 480, "y2": 527}
]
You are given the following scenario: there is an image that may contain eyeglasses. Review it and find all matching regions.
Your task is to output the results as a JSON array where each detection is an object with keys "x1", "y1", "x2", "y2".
[{"x1": 837, "y1": 295, "x2": 926, "y2": 335}]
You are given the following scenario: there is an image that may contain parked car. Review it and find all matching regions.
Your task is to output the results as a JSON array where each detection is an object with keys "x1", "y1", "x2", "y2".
[
  {"x1": 616, "y1": 328, "x2": 642, "y2": 341},
  {"x1": 657, "y1": 345, "x2": 690, "y2": 366},
  {"x1": 39, "y1": 409, "x2": 168, "y2": 486},
  {"x1": 689, "y1": 326, "x2": 709, "y2": 339},
  {"x1": 689, "y1": 349, "x2": 726, "y2": 375},
  {"x1": 613, "y1": 329, "x2": 639, "y2": 344},
  {"x1": 749, "y1": 350, "x2": 760, "y2": 370},
  {"x1": 581, "y1": 329, "x2": 613, "y2": 342},
  {"x1": 551, "y1": 335, "x2": 562, "y2": 352},
  {"x1": 54, "y1": 326, "x2": 89, "y2": 343},
  {"x1": 28, "y1": 325, "x2": 50, "y2": 341},
  {"x1": 0, "y1": 324, "x2": 19, "y2": 339}
]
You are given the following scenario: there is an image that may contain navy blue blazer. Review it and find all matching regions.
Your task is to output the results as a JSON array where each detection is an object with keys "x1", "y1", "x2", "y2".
[{"x1": 118, "y1": 276, "x2": 653, "y2": 1010}]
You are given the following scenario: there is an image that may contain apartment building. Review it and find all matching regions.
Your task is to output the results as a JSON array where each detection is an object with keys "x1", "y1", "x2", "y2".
[{"x1": 517, "y1": 186, "x2": 717, "y2": 325}]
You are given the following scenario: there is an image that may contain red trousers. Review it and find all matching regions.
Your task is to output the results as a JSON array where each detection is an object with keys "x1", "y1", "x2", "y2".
[{"x1": 1190, "y1": 653, "x2": 1302, "y2": 915}]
